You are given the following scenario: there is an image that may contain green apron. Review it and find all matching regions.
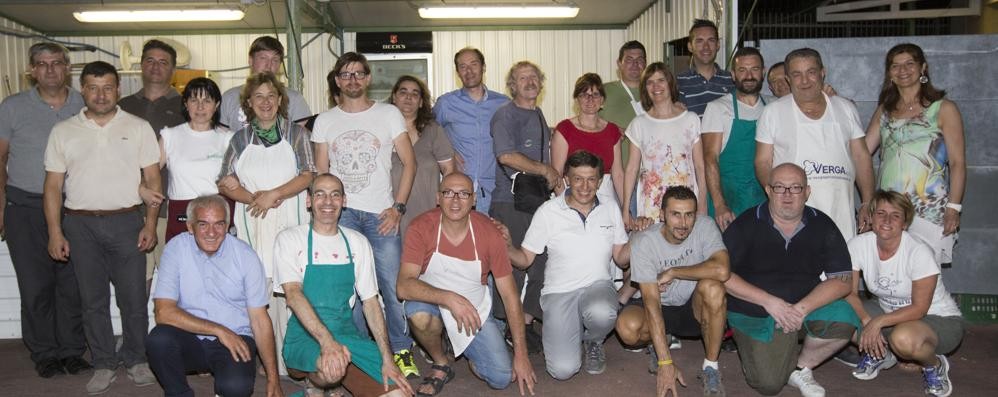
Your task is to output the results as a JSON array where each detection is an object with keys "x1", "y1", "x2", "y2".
[
  {"x1": 727, "y1": 299, "x2": 861, "y2": 343},
  {"x1": 282, "y1": 226, "x2": 386, "y2": 382},
  {"x1": 708, "y1": 92, "x2": 767, "y2": 218}
]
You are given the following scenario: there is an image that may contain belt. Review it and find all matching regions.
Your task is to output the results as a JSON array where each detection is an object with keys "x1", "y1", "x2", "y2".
[{"x1": 64, "y1": 205, "x2": 141, "y2": 217}]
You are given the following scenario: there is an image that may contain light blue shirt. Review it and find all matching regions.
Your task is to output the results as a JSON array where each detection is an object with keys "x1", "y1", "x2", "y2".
[
  {"x1": 433, "y1": 86, "x2": 509, "y2": 193},
  {"x1": 153, "y1": 233, "x2": 269, "y2": 338}
]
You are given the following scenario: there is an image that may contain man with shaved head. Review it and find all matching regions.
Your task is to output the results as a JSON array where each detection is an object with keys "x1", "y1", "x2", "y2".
[
  {"x1": 722, "y1": 163, "x2": 860, "y2": 397},
  {"x1": 398, "y1": 172, "x2": 536, "y2": 396}
]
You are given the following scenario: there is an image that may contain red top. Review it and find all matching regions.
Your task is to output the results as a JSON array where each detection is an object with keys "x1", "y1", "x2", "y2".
[
  {"x1": 555, "y1": 119, "x2": 622, "y2": 174},
  {"x1": 401, "y1": 208, "x2": 513, "y2": 285}
]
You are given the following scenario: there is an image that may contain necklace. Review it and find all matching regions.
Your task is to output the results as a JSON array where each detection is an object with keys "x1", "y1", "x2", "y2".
[{"x1": 902, "y1": 98, "x2": 920, "y2": 112}]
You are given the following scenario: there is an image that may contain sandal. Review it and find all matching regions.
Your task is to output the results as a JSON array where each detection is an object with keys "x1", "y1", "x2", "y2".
[{"x1": 416, "y1": 364, "x2": 455, "y2": 396}]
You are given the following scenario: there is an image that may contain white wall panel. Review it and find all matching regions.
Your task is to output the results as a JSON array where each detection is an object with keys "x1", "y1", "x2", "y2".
[
  {"x1": 431, "y1": 29, "x2": 627, "y2": 122},
  {"x1": 1, "y1": 17, "x2": 37, "y2": 101},
  {"x1": 626, "y1": 0, "x2": 725, "y2": 65}
]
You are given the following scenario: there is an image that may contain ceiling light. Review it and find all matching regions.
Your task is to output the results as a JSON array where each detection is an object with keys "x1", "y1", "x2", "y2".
[
  {"x1": 418, "y1": 4, "x2": 580, "y2": 19},
  {"x1": 73, "y1": 9, "x2": 245, "y2": 23}
]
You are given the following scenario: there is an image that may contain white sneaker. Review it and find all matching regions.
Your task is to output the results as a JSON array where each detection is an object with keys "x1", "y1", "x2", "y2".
[
  {"x1": 126, "y1": 363, "x2": 156, "y2": 387},
  {"x1": 86, "y1": 369, "x2": 117, "y2": 395},
  {"x1": 788, "y1": 367, "x2": 825, "y2": 397}
]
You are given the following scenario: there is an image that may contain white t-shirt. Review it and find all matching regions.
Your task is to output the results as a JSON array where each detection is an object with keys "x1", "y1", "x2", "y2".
[
  {"x1": 848, "y1": 231, "x2": 961, "y2": 317},
  {"x1": 755, "y1": 94, "x2": 864, "y2": 169},
  {"x1": 311, "y1": 102, "x2": 406, "y2": 214},
  {"x1": 273, "y1": 224, "x2": 379, "y2": 308},
  {"x1": 521, "y1": 195, "x2": 628, "y2": 296},
  {"x1": 161, "y1": 123, "x2": 234, "y2": 200},
  {"x1": 625, "y1": 110, "x2": 702, "y2": 220},
  {"x1": 701, "y1": 94, "x2": 773, "y2": 150}
]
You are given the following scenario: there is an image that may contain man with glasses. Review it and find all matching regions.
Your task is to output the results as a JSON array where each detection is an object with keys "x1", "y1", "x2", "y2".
[
  {"x1": 722, "y1": 163, "x2": 860, "y2": 397},
  {"x1": 398, "y1": 172, "x2": 536, "y2": 396},
  {"x1": 0, "y1": 42, "x2": 89, "y2": 378},
  {"x1": 220, "y1": 36, "x2": 311, "y2": 130},
  {"x1": 118, "y1": 39, "x2": 185, "y2": 292},
  {"x1": 755, "y1": 48, "x2": 874, "y2": 242},
  {"x1": 311, "y1": 51, "x2": 420, "y2": 378}
]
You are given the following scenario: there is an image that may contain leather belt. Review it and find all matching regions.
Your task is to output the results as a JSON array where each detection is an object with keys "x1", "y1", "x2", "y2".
[{"x1": 64, "y1": 205, "x2": 141, "y2": 217}]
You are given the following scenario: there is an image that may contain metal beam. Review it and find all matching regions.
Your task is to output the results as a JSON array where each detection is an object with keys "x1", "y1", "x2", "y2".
[
  {"x1": 817, "y1": 0, "x2": 981, "y2": 22},
  {"x1": 286, "y1": 0, "x2": 303, "y2": 92}
]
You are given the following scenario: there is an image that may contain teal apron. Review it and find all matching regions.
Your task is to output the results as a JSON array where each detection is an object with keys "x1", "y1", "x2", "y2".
[
  {"x1": 708, "y1": 93, "x2": 767, "y2": 218},
  {"x1": 282, "y1": 226, "x2": 386, "y2": 382}
]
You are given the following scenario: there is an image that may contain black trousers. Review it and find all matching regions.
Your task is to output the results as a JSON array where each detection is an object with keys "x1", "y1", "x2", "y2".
[
  {"x1": 146, "y1": 324, "x2": 258, "y2": 397},
  {"x1": 489, "y1": 202, "x2": 546, "y2": 321}
]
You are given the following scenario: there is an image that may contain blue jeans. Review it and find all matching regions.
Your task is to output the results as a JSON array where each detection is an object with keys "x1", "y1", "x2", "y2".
[
  {"x1": 405, "y1": 301, "x2": 512, "y2": 389},
  {"x1": 340, "y1": 207, "x2": 412, "y2": 353},
  {"x1": 474, "y1": 179, "x2": 494, "y2": 216}
]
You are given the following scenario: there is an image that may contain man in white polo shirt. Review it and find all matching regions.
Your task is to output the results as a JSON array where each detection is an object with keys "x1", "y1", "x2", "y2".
[{"x1": 506, "y1": 150, "x2": 630, "y2": 380}]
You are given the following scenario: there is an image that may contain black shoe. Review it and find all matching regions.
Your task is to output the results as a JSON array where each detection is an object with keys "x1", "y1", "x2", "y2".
[
  {"x1": 524, "y1": 322, "x2": 543, "y2": 354},
  {"x1": 834, "y1": 345, "x2": 862, "y2": 368},
  {"x1": 36, "y1": 358, "x2": 66, "y2": 378},
  {"x1": 721, "y1": 337, "x2": 738, "y2": 353},
  {"x1": 61, "y1": 356, "x2": 93, "y2": 375}
]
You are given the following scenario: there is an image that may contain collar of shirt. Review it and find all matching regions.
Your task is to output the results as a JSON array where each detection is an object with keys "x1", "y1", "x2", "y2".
[
  {"x1": 457, "y1": 85, "x2": 503, "y2": 104},
  {"x1": 557, "y1": 192, "x2": 602, "y2": 222},
  {"x1": 76, "y1": 105, "x2": 126, "y2": 127},
  {"x1": 191, "y1": 234, "x2": 233, "y2": 262},
  {"x1": 130, "y1": 87, "x2": 181, "y2": 104},
  {"x1": 755, "y1": 201, "x2": 818, "y2": 246}
]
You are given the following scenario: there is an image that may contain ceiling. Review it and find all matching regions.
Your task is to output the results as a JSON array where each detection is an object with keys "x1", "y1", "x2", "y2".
[{"x1": 0, "y1": 0, "x2": 656, "y2": 35}]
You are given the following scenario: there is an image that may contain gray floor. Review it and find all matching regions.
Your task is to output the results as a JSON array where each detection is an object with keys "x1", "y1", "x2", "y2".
[{"x1": 1, "y1": 324, "x2": 996, "y2": 396}]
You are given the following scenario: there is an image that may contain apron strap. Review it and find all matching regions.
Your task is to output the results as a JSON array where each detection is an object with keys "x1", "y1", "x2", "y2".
[
  {"x1": 434, "y1": 215, "x2": 479, "y2": 262},
  {"x1": 307, "y1": 225, "x2": 354, "y2": 268},
  {"x1": 732, "y1": 91, "x2": 740, "y2": 120}
]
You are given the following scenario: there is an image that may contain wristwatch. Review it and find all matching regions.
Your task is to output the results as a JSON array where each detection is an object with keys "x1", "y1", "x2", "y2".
[{"x1": 393, "y1": 202, "x2": 407, "y2": 215}]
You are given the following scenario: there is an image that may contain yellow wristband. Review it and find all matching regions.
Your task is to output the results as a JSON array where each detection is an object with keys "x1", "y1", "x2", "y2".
[{"x1": 657, "y1": 359, "x2": 673, "y2": 367}]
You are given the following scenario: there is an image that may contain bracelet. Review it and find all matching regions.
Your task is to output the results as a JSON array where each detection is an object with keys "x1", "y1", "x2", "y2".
[
  {"x1": 945, "y1": 202, "x2": 962, "y2": 213},
  {"x1": 657, "y1": 359, "x2": 673, "y2": 367}
]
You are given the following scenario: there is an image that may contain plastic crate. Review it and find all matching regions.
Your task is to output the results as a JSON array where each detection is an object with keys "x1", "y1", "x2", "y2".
[{"x1": 957, "y1": 294, "x2": 998, "y2": 324}]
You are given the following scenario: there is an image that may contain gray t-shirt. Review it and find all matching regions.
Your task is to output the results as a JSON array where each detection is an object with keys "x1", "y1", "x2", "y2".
[
  {"x1": 0, "y1": 87, "x2": 85, "y2": 194},
  {"x1": 219, "y1": 85, "x2": 312, "y2": 130},
  {"x1": 630, "y1": 215, "x2": 726, "y2": 306},
  {"x1": 490, "y1": 102, "x2": 550, "y2": 204}
]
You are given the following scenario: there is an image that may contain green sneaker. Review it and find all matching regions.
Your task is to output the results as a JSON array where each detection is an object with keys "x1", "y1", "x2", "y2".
[{"x1": 394, "y1": 349, "x2": 420, "y2": 378}]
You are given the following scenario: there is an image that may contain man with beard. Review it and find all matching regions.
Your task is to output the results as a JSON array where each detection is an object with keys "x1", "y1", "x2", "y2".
[
  {"x1": 615, "y1": 185, "x2": 730, "y2": 396},
  {"x1": 311, "y1": 52, "x2": 420, "y2": 378},
  {"x1": 505, "y1": 151, "x2": 630, "y2": 380},
  {"x1": 434, "y1": 47, "x2": 510, "y2": 215},
  {"x1": 489, "y1": 60, "x2": 559, "y2": 353},
  {"x1": 723, "y1": 163, "x2": 860, "y2": 397},
  {"x1": 43, "y1": 61, "x2": 161, "y2": 394},
  {"x1": 677, "y1": 19, "x2": 734, "y2": 118},
  {"x1": 275, "y1": 174, "x2": 412, "y2": 397},
  {"x1": 755, "y1": 48, "x2": 875, "y2": 242},
  {"x1": 702, "y1": 47, "x2": 774, "y2": 231}
]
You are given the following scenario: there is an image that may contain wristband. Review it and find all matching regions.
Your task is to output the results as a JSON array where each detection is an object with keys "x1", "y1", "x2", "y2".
[
  {"x1": 945, "y1": 202, "x2": 962, "y2": 213},
  {"x1": 657, "y1": 359, "x2": 673, "y2": 367}
]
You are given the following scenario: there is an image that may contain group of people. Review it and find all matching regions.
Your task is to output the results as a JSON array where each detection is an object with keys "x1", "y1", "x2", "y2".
[{"x1": 0, "y1": 16, "x2": 966, "y2": 397}]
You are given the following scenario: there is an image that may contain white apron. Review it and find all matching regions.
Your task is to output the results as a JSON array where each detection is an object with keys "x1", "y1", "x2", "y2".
[
  {"x1": 417, "y1": 216, "x2": 492, "y2": 356},
  {"x1": 621, "y1": 81, "x2": 645, "y2": 117},
  {"x1": 232, "y1": 133, "x2": 308, "y2": 376},
  {"x1": 793, "y1": 102, "x2": 856, "y2": 240}
]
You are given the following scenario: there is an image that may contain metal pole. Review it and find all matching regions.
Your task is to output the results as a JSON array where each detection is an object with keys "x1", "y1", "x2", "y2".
[{"x1": 285, "y1": 0, "x2": 303, "y2": 92}]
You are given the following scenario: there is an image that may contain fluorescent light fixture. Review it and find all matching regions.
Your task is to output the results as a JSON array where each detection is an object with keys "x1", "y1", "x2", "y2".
[
  {"x1": 73, "y1": 9, "x2": 245, "y2": 23},
  {"x1": 418, "y1": 4, "x2": 580, "y2": 19}
]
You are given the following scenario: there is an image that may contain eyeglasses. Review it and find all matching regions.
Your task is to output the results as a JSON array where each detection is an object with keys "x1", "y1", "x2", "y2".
[
  {"x1": 33, "y1": 60, "x2": 67, "y2": 69},
  {"x1": 770, "y1": 185, "x2": 805, "y2": 194},
  {"x1": 441, "y1": 190, "x2": 473, "y2": 199},
  {"x1": 578, "y1": 92, "x2": 603, "y2": 101},
  {"x1": 336, "y1": 71, "x2": 368, "y2": 80}
]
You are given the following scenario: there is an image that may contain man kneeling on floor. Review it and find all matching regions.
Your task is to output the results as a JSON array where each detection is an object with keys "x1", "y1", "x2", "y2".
[
  {"x1": 397, "y1": 172, "x2": 536, "y2": 396},
  {"x1": 146, "y1": 195, "x2": 282, "y2": 397},
  {"x1": 275, "y1": 174, "x2": 412, "y2": 397},
  {"x1": 722, "y1": 163, "x2": 860, "y2": 397},
  {"x1": 506, "y1": 150, "x2": 630, "y2": 380},
  {"x1": 615, "y1": 185, "x2": 730, "y2": 396}
]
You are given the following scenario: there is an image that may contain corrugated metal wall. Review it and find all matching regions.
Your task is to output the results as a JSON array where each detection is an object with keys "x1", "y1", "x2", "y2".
[
  {"x1": 0, "y1": 18, "x2": 37, "y2": 100},
  {"x1": 625, "y1": 0, "x2": 718, "y2": 64}
]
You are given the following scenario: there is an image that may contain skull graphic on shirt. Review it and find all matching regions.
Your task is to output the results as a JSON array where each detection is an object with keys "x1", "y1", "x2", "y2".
[{"x1": 331, "y1": 130, "x2": 381, "y2": 193}]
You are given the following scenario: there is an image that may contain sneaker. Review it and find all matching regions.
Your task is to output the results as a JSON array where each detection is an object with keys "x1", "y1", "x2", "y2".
[
  {"x1": 61, "y1": 356, "x2": 93, "y2": 375},
  {"x1": 720, "y1": 337, "x2": 738, "y2": 353},
  {"x1": 36, "y1": 357, "x2": 66, "y2": 378},
  {"x1": 394, "y1": 349, "x2": 420, "y2": 378},
  {"x1": 923, "y1": 355, "x2": 953, "y2": 397},
  {"x1": 787, "y1": 367, "x2": 825, "y2": 397},
  {"x1": 834, "y1": 346, "x2": 862, "y2": 368},
  {"x1": 583, "y1": 340, "x2": 607, "y2": 375},
  {"x1": 126, "y1": 363, "x2": 156, "y2": 387},
  {"x1": 852, "y1": 351, "x2": 897, "y2": 380},
  {"x1": 699, "y1": 366, "x2": 726, "y2": 396},
  {"x1": 86, "y1": 369, "x2": 117, "y2": 395},
  {"x1": 525, "y1": 322, "x2": 544, "y2": 354},
  {"x1": 668, "y1": 334, "x2": 682, "y2": 350}
]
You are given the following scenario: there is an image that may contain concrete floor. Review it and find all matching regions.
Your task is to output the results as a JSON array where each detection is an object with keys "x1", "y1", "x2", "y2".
[{"x1": 1, "y1": 324, "x2": 996, "y2": 396}]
